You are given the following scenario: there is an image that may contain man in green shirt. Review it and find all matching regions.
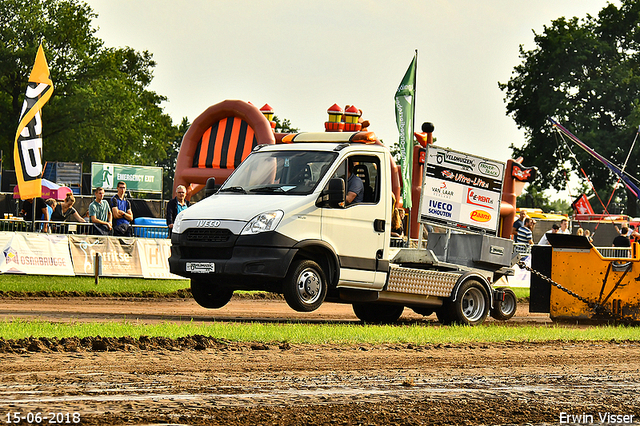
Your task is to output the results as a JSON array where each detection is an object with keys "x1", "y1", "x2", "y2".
[{"x1": 89, "y1": 187, "x2": 112, "y2": 235}]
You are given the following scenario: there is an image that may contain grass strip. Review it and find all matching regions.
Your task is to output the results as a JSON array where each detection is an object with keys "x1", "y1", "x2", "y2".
[
  {"x1": 0, "y1": 319, "x2": 638, "y2": 344},
  {"x1": 0, "y1": 275, "x2": 188, "y2": 295}
]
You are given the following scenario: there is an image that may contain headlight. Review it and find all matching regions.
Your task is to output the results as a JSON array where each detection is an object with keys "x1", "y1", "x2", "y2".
[
  {"x1": 172, "y1": 211, "x2": 185, "y2": 234},
  {"x1": 241, "y1": 210, "x2": 284, "y2": 235}
]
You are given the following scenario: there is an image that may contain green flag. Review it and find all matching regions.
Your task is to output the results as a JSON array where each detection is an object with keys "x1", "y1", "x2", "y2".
[{"x1": 395, "y1": 54, "x2": 416, "y2": 209}]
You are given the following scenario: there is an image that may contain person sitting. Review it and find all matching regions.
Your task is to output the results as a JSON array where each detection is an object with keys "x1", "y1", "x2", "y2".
[
  {"x1": 110, "y1": 181, "x2": 134, "y2": 236},
  {"x1": 51, "y1": 193, "x2": 86, "y2": 232},
  {"x1": 89, "y1": 187, "x2": 112, "y2": 235},
  {"x1": 346, "y1": 160, "x2": 364, "y2": 205}
]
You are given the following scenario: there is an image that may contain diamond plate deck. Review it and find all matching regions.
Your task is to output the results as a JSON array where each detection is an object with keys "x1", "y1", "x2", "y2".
[{"x1": 386, "y1": 265, "x2": 459, "y2": 297}]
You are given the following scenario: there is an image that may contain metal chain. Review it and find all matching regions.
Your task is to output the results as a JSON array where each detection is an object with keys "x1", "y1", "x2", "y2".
[{"x1": 516, "y1": 260, "x2": 619, "y2": 319}]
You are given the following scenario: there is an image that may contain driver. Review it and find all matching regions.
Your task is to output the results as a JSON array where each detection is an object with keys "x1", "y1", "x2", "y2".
[{"x1": 346, "y1": 159, "x2": 364, "y2": 205}]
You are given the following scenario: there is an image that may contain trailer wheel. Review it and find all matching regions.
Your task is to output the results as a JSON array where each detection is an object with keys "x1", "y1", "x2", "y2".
[
  {"x1": 352, "y1": 303, "x2": 404, "y2": 324},
  {"x1": 283, "y1": 259, "x2": 327, "y2": 312},
  {"x1": 190, "y1": 277, "x2": 234, "y2": 309},
  {"x1": 491, "y1": 288, "x2": 517, "y2": 321},
  {"x1": 448, "y1": 280, "x2": 490, "y2": 326}
]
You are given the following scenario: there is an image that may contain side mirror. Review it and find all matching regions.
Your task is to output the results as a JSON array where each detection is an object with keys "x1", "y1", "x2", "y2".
[
  {"x1": 327, "y1": 178, "x2": 345, "y2": 208},
  {"x1": 205, "y1": 177, "x2": 216, "y2": 198}
]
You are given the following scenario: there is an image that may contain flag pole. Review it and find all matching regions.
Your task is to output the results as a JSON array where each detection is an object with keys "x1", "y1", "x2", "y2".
[{"x1": 406, "y1": 49, "x2": 417, "y2": 247}]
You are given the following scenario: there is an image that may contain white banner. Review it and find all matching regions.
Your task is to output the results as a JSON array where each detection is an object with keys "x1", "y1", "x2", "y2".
[
  {"x1": 420, "y1": 146, "x2": 505, "y2": 234},
  {"x1": 0, "y1": 232, "x2": 74, "y2": 276},
  {"x1": 137, "y1": 238, "x2": 186, "y2": 280}
]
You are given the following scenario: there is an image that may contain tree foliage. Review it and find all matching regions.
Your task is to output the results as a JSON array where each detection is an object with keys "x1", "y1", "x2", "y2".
[
  {"x1": 500, "y1": 0, "x2": 640, "y2": 215},
  {"x1": 0, "y1": 0, "x2": 176, "y2": 171}
]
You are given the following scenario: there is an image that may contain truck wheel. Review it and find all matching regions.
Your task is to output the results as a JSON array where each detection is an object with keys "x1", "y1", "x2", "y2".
[
  {"x1": 491, "y1": 288, "x2": 517, "y2": 321},
  {"x1": 352, "y1": 303, "x2": 404, "y2": 324},
  {"x1": 449, "y1": 280, "x2": 490, "y2": 326},
  {"x1": 190, "y1": 277, "x2": 234, "y2": 309},
  {"x1": 283, "y1": 259, "x2": 327, "y2": 312}
]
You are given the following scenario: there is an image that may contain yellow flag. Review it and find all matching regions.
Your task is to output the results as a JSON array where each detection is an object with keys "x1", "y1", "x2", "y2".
[{"x1": 14, "y1": 43, "x2": 54, "y2": 200}]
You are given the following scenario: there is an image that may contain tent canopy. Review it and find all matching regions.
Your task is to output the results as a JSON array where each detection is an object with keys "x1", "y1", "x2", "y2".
[{"x1": 13, "y1": 179, "x2": 73, "y2": 200}]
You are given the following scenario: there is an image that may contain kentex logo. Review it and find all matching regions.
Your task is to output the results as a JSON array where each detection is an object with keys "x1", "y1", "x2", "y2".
[{"x1": 3, "y1": 247, "x2": 18, "y2": 264}]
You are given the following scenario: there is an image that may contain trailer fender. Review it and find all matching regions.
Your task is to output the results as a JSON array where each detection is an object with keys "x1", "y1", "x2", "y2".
[
  {"x1": 291, "y1": 240, "x2": 340, "y2": 288},
  {"x1": 451, "y1": 272, "x2": 494, "y2": 310}
]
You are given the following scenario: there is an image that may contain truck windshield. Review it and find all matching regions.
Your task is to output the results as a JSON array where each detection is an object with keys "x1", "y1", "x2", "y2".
[{"x1": 220, "y1": 150, "x2": 338, "y2": 195}]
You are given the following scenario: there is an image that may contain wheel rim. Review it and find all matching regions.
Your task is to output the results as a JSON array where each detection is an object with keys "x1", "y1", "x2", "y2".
[
  {"x1": 500, "y1": 293, "x2": 517, "y2": 316},
  {"x1": 461, "y1": 287, "x2": 486, "y2": 322},
  {"x1": 296, "y1": 267, "x2": 322, "y2": 305}
]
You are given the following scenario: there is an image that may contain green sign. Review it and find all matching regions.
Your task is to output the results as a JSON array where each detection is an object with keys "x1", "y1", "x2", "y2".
[{"x1": 91, "y1": 162, "x2": 163, "y2": 193}]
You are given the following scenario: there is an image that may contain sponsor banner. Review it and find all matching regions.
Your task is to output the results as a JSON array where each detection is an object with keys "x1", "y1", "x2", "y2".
[
  {"x1": 137, "y1": 238, "x2": 187, "y2": 280},
  {"x1": 0, "y1": 232, "x2": 74, "y2": 276},
  {"x1": 69, "y1": 235, "x2": 143, "y2": 277},
  {"x1": 91, "y1": 162, "x2": 163, "y2": 193},
  {"x1": 421, "y1": 146, "x2": 505, "y2": 234}
]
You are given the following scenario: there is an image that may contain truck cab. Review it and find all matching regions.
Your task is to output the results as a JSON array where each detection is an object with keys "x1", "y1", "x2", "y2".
[{"x1": 169, "y1": 133, "x2": 392, "y2": 311}]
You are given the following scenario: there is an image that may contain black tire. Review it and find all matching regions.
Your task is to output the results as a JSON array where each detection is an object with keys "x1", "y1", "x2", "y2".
[
  {"x1": 352, "y1": 303, "x2": 404, "y2": 324},
  {"x1": 448, "y1": 280, "x2": 490, "y2": 326},
  {"x1": 491, "y1": 288, "x2": 517, "y2": 321},
  {"x1": 435, "y1": 306, "x2": 453, "y2": 325},
  {"x1": 190, "y1": 277, "x2": 234, "y2": 309},
  {"x1": 283, "y1": 259, "x2": 327, "y2": 312},
  {"x1": 411, "y1": 307, "x2": 434, "y2": 317}
]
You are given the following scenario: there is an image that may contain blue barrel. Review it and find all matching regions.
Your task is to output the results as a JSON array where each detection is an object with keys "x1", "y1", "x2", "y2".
[{"x1": 133, "y1": 217, "x2": 169, "y2": 239}]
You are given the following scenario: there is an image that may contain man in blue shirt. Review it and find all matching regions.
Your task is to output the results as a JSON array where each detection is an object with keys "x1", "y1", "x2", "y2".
[{"x1": 110, "y1": 181, "x2": 133, "y2": 236}]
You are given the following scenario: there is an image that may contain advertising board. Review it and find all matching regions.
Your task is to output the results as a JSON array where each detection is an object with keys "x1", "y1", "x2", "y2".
[{"x1": 419, "y1": 146, "x2": 505, "y2": 234}]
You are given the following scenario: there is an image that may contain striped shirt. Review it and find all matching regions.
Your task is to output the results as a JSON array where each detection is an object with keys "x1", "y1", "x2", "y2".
[{"x1": 516, "y1": 226, "x2": 533, "y2": 244}]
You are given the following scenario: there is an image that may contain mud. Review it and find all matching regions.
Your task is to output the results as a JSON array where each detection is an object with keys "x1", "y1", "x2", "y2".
[{"x1": 0, "y1": 297, "x2": 638, "y2": 425}]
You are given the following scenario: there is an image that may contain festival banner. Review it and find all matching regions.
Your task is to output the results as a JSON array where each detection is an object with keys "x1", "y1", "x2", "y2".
[
  {"x1": 420, "y1": 145, "x2": 505, "y2": 234},
  {"x1": 68, "y1": 235, "x2": 143, "y2": 277},
  {"x1": 137, "y1": 238, "x2": 187, "y2": 280},
  {"x1": 394, "y1": 54, "x2": 416, "y2": 209},
  {"x1": 14, "y1": 44, "x2": 54, "y2": 200},
  {"x1": 0, "y1": 233, "x2": 74, "y2": 276}
]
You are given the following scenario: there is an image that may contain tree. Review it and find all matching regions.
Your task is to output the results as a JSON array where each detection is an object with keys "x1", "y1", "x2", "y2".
[
  {"x1": 499, "y1": 0, "x2": 640, "y2": 216},
  {"x1": 273, "y1": 115, "x2": 299, "y2": 133},
  {"x1": 158, "y1": 117, "x2": 190, "y2": 199},
  {"x1": 0, "y1": 0, "x2": 176, "y2": 171}
]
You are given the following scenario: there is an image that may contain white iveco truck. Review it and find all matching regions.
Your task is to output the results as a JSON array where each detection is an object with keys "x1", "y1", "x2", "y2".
[{"x1": 169, "y1": 131, "x2": 517, "y2": 325}]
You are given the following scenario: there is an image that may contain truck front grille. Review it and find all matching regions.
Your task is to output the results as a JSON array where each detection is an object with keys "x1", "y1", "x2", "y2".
[{"x1": 185, "y1": 228, "x2": 232, "y2": 243}]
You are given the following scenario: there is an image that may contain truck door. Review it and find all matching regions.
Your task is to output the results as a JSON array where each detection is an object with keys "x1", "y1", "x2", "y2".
[{"x1": 321, "y1": 154, "x2": 388, "y2": 290}]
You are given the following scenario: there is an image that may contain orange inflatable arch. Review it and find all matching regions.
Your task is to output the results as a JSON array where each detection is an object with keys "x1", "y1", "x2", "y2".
[{"x1": 174, "y1": 100, "x2": 276, "y2": 198}]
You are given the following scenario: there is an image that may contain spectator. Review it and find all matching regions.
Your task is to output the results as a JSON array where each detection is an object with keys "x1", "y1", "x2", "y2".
[
  {"x1": 512, "y1": 211, "x2": 526, "y2": 239},
  {"x1": 613, "y1": 226, "x2": 631, "y2": 247},
  {"x1": 51, "y1": 193, "x2": 86, "y2": 223},
  {"x1": 166, "y1": 185, "x2": 190, "y2": 236},
  {"x1": 391, "y1": 208, "x2": 404, "y2": 238},
  {"x1": 584, "y1": 229, "x2": 593, "y2": 243},
  {"x1": 89, "y1": 187, "x2": 112, "y2": 235},
  {"x1": 559, "y1": 218, "x2": 571, "y2": 234},
  {"x1": 538, "y1": 223, "x2": 559, "y2": 245},
  {"x1": 44, "y1": 199, "x2": 56, "y2": 222},
  {"x1": 110, "y1": 181, "x2": 133, "y2": 236},
  {"x1": 576, "y1": 228, "x2": 584, "y2": 237},
  {"x1": 21, "y1": 197, "x2": 49, "y2": 232},
  {"x1": 515, "y1": 218, "x2": 535, "y2": 245}
]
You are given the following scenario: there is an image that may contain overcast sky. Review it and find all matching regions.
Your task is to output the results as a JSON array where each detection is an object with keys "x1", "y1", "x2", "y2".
[{"x1": 86, "y1": 0, "x2": 613, "y2": 170}]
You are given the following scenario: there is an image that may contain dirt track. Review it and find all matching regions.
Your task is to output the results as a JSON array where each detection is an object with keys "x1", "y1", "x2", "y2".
[{"x1": 0, "y1": 297, "x2": 639, "y2": 425}]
